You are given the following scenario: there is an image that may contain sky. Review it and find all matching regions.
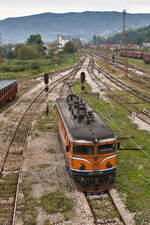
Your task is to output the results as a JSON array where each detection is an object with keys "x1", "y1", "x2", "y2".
[{"x1": 0, "y1": 0, "x2": 150, "y2": 20}]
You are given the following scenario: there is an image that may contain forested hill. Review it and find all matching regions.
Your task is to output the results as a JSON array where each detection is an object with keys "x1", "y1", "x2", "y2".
[
  {"x1": 112, "y1": 25, "x2": 150, "y2": 44},
  {"x1": 1, "y1": 11, "x2": 150, "y2": 43},
  {"x1": 92, "y1": 25, "x2": 150, "y2": 45}
]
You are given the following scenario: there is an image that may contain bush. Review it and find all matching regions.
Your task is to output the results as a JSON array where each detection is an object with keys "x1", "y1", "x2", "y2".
[
  {"x1": 64, "y1": 41, "x2": 76, "y2": 54},
  {"x1": 2, "y1": 65, "x2": 11, "y2": 72},
  {"x1": 30, "y1": 62, "x2": 41, "y2": 70},
  {"x1": 2, "y1": 64, "x2": 25, "y2": 72},
  {"x1": 6, "y1": 50, "x2": 16, "y2": 59},
  {"x1": 16, "y1": 44, "x2": 40, "y2": 59}
]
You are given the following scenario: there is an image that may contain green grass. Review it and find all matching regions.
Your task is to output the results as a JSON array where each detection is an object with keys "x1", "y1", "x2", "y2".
[
  {"x1": 19, "y1": 181, "x2": 38, "y2": 225},
  {"x1": 97, "y1": 59, "x2": 124, "y2": 77},
  {"x1": 37, "y1": 101, "x2": 57, "y2": 132},
  {"x1": 39, "y1": 164, "x2": 50, "y2": 169},
  {"x1": 88, "y1": 194, "x2": 119, "y2": 220},
  {"x1": 0, "y1": 174, "x2": 18, "y2": 198},
  {"x1": 44, "y1": 220, "x2": 51, "y2": 225},
  {"x1": 39, "y1": 191, "x2": 74, "y2": 214},
  {"x1": 119, "y1": 55, "x2": 150, "y2": 71},
  {"x1": 0, "y1": 54, "x2": 75, "y2": 114},
  {"x1": 73, "y1": 79, "x2": 150, "y2": 225},
  {"x1": 0, "y1": 53, "x2": 75, "y2": 81},
  {"x1": 95, "y1": 53, "x2": 150, "y2": 98},
  {"x1": 46, "y1": 148, "x2": 56, "y2": 154},
  {"x1": 89, "y1": 48, "x2": 150, "y2": 71}
]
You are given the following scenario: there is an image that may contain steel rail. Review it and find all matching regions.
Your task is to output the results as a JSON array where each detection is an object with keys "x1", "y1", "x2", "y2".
[
  {"x1": 12, "y1": 64, "x2": 83, "y2": 225},
  {"x1": 85, "y1": 50, "x2": 150, "y2": 76},
  {"x1": 12, "y1": 68, "x2": 79, "y2": 225},
  {"x1": 93, "y1": 61, "x2": 150, "y2": 105},
  {"x1": 0, "y1": 63, "x2": 82, "y2": 174},
  {"x1": 85, "y1": 190, "x2": 132, "y2": 225},
  {"x1": 92, "y1": 53, "x2": 150, "y2": 84},
  {"x1": 88, "y1": 58, "x2": 150, "y2": 126},
  {"x1": 0, "y1": 62, "x2": 83, "y2": 225}
]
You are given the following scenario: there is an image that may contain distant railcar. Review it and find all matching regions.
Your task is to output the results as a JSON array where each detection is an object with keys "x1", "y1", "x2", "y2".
[
  {"x1": 143, "y1": 52, "x2": 150, "y2": 63},
  {"x1": 134, "y1": 51, "x2": 143, "y2": 59},
  {"x1": 0, "y1": 80, "x2": 18, "y2": 105},
  {"x1": 56, "y1": 94, "x2": 118, "y2": 192},
  {"x1": 120, "y1": 49, "x2": 143, "y2": 59}
]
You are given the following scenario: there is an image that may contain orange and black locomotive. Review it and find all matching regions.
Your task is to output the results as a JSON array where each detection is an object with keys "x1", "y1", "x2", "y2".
[{"x1": 56, "y1": 94, "x2": 118, "y2": 192}]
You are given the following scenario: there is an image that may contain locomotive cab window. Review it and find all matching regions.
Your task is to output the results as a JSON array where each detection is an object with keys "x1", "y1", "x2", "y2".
[
  {"x1": 98, "y1": 143, "x2": 115, "y2": 154},
  {"x1": 73, "y1": 145, "x2": 94, "y2": 155}
]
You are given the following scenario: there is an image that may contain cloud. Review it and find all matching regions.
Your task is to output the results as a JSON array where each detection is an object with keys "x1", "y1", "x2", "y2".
[{"x1": 0, "y1": 0, "x2": 150, "y2": 19}]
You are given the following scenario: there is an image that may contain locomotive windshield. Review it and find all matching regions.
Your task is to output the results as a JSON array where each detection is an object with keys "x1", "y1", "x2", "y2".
[
  {"x1": 98, "y1": 143, "x2": 115, "y2": 154},
  {"x1": 73, "y1": 145, "x2": 94, "y2": 155}
]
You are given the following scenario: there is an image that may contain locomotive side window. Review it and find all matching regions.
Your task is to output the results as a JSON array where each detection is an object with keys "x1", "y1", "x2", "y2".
[
  {"x1": 73, "y1": 145, "x2": 94, "y2": 155},
  {"x1": 98, "y1": 143, "x2": 115, "y2": 154}
]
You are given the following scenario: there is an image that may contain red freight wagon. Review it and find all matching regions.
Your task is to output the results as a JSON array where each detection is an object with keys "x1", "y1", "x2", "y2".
[
  {"x1": 143, "y1": 52, "x2": 150, "y2": 63},
  {"x1": 0, "y1": 80, "x2": 18, "y2": 105}
]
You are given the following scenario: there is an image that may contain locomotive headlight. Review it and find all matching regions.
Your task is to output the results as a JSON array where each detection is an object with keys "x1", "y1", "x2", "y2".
[
  {"x1": 93, "y1": 138, "x2": 98, "y2": 143},
  {"x1": 79, "y1": 163, "x2": 85, "y2": 170},
  {"x1": 106, "y1": 161, "x2": 112, "y2": 168}
]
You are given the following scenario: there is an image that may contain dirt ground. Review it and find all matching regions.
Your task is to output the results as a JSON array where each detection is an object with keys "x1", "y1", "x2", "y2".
[
  {"x1": 0, "y1": 59, "x2": 140, "y2": 225},
  {"x1": 14, "y1": 63, "x2": 94, "y2": 225}
]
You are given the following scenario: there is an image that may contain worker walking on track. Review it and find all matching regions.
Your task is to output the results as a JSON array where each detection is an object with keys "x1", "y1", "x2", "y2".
[{"x1": 80, "y1": 72, "x2": 86, "y2": 94}]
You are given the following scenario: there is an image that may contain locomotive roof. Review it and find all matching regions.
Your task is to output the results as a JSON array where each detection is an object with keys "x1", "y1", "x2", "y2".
[
  {"x1": 0, "y1": 80, "x2": 18, "y2": 91},
  {"x1": 56, "y1": 98, "x2": 116, "y2": 143}
]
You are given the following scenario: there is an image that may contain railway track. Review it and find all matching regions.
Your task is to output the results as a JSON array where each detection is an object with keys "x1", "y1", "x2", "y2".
[
  {"x1": 17, "y1": 58, "x2": 85, "y2": 99},
  {"x1": 86, "y1": 51, "x2": 150, "y2": 77},
  {"x1": 87, "y1": 58, "x2": 150, "y2": 125},
  {"x1": 57, "y1": 58, "x2": 135, "y2": 225},
  {"x1": 0, "y1": 62, "x2": 83, "y2": 225},
  {"x1": 85, "y1": 189, "x2": 135, "y2": 225},
  {"x1": 93, "y1": 61, "x2": 150, "y2": 104},
  {"x1": 86, "y1": 192, "x2": 122, "y2": 225},
  {"x1": 94, "y1": 53, "x2": 150, "y2": 85}
]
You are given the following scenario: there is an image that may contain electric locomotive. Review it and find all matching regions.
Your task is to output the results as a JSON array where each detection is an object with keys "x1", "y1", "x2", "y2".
[{"x1": 56, "y1": 94, "x2": 118, "y2": 192}]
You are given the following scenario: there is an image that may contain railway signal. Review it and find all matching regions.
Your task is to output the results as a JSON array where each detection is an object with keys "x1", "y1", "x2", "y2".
[
  {"x1": 112, "y1": 54, "x2": 115, "y2": 63},
  {"x1": 44, "y1": 73, "x2": 49, "y2": 84},
  {"x1": 80, "y1": 71, "x2": 85, "y2": 94},
  {"x1": 44, "y1": 73, "x2": 49, "y2": 115}
]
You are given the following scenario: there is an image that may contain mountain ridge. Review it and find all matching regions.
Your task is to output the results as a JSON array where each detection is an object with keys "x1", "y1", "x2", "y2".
[{"x1": 0, "y1": 11, "x2": 150, "y2": 43}]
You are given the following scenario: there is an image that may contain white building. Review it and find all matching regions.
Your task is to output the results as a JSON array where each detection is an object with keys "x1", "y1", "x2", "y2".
[{"x1": 57, "y1": 34, "x2": 70, "y2": 51}]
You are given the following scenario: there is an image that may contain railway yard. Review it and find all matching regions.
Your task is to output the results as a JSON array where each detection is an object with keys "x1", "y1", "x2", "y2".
[{"x1": 0, "y1": 51, "x2": 150, "y2": 225}]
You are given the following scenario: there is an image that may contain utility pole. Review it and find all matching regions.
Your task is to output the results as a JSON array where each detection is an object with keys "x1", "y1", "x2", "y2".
[
  {"x1": 0, "y1": 33, "x2": 2, "y2": 72},
  {"x1": 123, "y1": 10, "x2": 126, "y2": 39},
  {"x1": 132, "y1": 39, "x2": 135, "y2": 57},
  {"x1": 106, "y1": 39, "x2": 110, "y2": 62},
  {"x1": 125, "y1": 34, "x2": 128, "y2": 78},
  {"x1": 123, "y1": 10, "x2": 128, "y2": 78}
]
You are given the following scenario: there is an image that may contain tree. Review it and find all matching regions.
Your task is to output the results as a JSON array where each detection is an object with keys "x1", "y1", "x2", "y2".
[
  {"x1": 27, "y1": 34, "x2": 45, "y2": 54},
  {"x1": 63, "y1": 41, "x2": 76, "y2": 54},
  {"x1": 48, "y1": 43, "x2": 58, "y2": 56},
  {"x1": 16, "y1": 44, "x2": 39, "y2": 59},
  {"x1": 7, "y1": 50, "x2": 16, "y2": 59}
]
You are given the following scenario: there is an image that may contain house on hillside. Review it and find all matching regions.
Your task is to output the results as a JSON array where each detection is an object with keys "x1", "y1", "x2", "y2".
[{"x1": 57, "y1": 34, "x2": 70, "y2": 52}]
